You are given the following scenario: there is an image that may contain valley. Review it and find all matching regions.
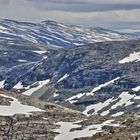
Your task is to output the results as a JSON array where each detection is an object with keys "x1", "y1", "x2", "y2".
[{"x1": 0, "y1": 19, "x2": 139, "y2": 140}]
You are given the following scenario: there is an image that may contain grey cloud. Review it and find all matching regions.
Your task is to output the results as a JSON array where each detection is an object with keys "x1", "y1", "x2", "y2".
[
  {"x1": 26, "y1": 0, "x2": 140, "y2": 4},
  {"x1": 24, "y1": 0, "x2": 140, "y2": 12},
  {"x1": 0, "y1": 0, "x2": 140, "y2": 30},
  {"x1": 37, "y1": 3, "x2": 140, "y2": 12},
  {"x1": 0, "y1": 0, "x2": 10, "y2": 4},
  {"x1": 2, "y1": 0, "x2": 140, "y2": 12}
]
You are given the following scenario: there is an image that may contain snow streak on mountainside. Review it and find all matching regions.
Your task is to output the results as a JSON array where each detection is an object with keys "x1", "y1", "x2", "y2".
[
  {"x1": 119, "y1": 51, "x2": 140, "y2": 63},
  {"x1": 83, "y1": 91, "x2": 140, "y2": 116}
]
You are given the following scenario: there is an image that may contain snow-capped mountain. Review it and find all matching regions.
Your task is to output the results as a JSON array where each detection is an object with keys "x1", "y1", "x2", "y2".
[
  {"x1": 0, "y1": 19, "x2": 135, "y2": 48},
  {"x1": 0, "y1": 19, "x2": 135, "y2": 78}
]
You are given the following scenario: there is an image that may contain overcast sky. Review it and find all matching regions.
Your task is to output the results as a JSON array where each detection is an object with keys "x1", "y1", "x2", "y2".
[{"x1": 0, "y1": 0, "x2": 140, "y2": 31}]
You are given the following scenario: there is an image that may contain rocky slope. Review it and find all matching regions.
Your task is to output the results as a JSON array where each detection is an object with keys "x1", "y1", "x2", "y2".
[
  {"x1": 0, "y1": 19, "x2": 135, "y2": 75},
  {"x1": 74, "y1": 114, "x2": 140, "y2": 140},
  {"x1": 0, "y1": 19, "x2": 139, "y2": 140},
  {"x1": 0, "y1": 90, "x2": 139, "y2": 140},
  {"x1": 0, "y1": 89, "x2": 85, "y2": 140},
  {"x1": 0, "y1": 19, "x2": 139, "y2": 118},
  {"x1": 1, "y1": 39, "x2": 139, "y2": 116}
]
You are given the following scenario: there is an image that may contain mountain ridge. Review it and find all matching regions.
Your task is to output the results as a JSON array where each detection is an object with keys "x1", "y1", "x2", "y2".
[{"x1": 0, "y1": 18, "x2": 135, "y2": 48}]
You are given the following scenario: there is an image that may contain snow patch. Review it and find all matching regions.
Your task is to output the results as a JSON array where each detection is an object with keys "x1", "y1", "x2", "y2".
[
  {"x1": 66, "y1": 77, "x2": 120, "y2": 104},
  {"x1": 111, "y1": 112, "x2": 124, "y2": 117},
  {"x1": 111, "y1": 92, "x2": 135, "y2": 109},
  {"x1": 0, "y1": 94, "x2": 44, "y2": 116},
  {"x1": 18, "y1": 60, "x2": 27, "y2": 63},
  {"x1": 54, "y1": 92, "x2": 59, "y2": 98},
  {"x1": 132, "y1": 86, "x2": 140, "y2": 92},
  {"x1": 86, "y1": 77, "x2": 120, "y2": 96},
  {"x1": 83, "y1": 97, "x2": 114, "y2": 116},
  {"x1": 13, "y1": 82, "x2": 24, "y2": 90},
  {"x1": 84, "y1": 91, "x2": 140, "y2": 116},
  {"x1": 0, "y1": 80, "x2": 5, "y2": 88},
  {"x1": 0, "y1": 26, "x2": 9, "y2": 33},
  {"x1": 73, "y1": 43, "x2": 84, "y2": 46},
  {"x1": 119, "y1": 52, "x2": 140, "y2": 64},
  {"x1": 22, "y1": 79, "x2": 50, "y2": 96},
  {"x1": 66, "y1": 93, "x2": 85, "y2": 104},
  {"x1": 54, "y1": 120, "x2": 119, "y2": 140},
  {"x1": 33, "y1": 50, "x2": 47, "y2": 55},
  {"x1": 57, "y1": 74, "x2": 69, "y2": 83}
]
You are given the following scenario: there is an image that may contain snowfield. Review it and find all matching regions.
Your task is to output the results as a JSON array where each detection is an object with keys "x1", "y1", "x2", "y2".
[
  {"x1": 66, "y1": 77, "x2": 120, "y2": 104},
  {"x1": 54, "y1": 120, "x2": 119, "y2": 140},
  {"x1": 0, "y1": 80, "x2": 5, "y2": 88},
  {"x1": 0, "y1": 94, "x2": 44, "y2": 116},
  {"x1": 119, "y1": 52, "x2": 140, "y2": 64},
  {"x1": 83, "y1": 91, "x2": 140, "y2": 116},
  {"x1": 22, "y1": 79, "x2": 50, "y2": 96}
]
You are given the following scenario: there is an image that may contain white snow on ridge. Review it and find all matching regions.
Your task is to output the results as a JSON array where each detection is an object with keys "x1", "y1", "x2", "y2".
[
  {"x1": 66, "y1": 77, "x2": 120, "y2": 104},
  {"x1": 132, "y1": 86, "x2": 140, "y2": 92},
  {"x1": 66, "y1": 93, "x2": 85, "y2": 104},
  {"x1": 0, "y1": 26, "x2": 9, "y2": 33},
  {"x1": 84, "y1": 91, "x2": 140, "y2": 117},
  {"x1": 22, "y1": 79, "x2": 50, "y2": 96},
  {"x1": 0, "y1": 94, "x2": 44, "y2": 116},
  {"x1": 0, "y1": 80, "x2": 5, "y2": 88},
  {"x1": 86, "y1": 77, "x2": 120, "y2": 96},
  {"x1": 13, "y1": 82, "x2": 24, "y2": 90},
  {"x1": 83, "y1": 97, "x2": 115, "y2": 116},
  {"x1": 51, "y1": 36, "x2": 70, "y2": 43},
  {"x1": 18, "y1": 60, "x2": 27, "y2": 63},
  {"x1": 54, "y1": 120, "x2": 119, "y2": 140},
  {"x1": 0, "y1": 26, "x2": 7, "y2": 30},
  {"x1": 73, "y1": 43, "x2": 84, "y2": 46},
  {"x1": 106, "y1": 92, "x2": 140, "y2": 116},
  {"x1": 33, "y1": 50, "x2": 47, "y2": 55},
  {"x1": 111, "y1": 92, "x2": 135, "y2": 109},
  {"x1": 57, "y1": 74, "x2": 69, "y2": 83},
  {"x1": 111, "y1": 112, "x2": 124, "y2": 117},
  {"x1": 54, "y1": 91, "x2": 59, "y2": 98},
  {"x1": 119, "y1": 52, "x2": 140, "y2": 64}
]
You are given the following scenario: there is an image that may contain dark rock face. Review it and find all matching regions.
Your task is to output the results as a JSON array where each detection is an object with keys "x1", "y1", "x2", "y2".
[{"x1": 1, "y1": 39, "x2": 140, "y2": 115}]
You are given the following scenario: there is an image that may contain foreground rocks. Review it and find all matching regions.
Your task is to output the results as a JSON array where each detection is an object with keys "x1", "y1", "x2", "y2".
[
  {"x1": 0, "y1": 90, "x2": 85, "y2": 140},
  {"x1": 74, "y1": 114, "x2": 140, "y2": 140}
]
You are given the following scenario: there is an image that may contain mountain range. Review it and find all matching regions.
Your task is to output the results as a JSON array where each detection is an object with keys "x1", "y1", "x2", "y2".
[
  {"x1": 0, "y1": 19, "x2": 140, "y2": 139},
  {"x1": 0, "y1": 19, "x2": 135, "y2": 48}
]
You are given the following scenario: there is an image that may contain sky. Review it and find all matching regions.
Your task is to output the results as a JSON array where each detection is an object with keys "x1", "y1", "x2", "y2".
[{"x1": 0, "y1": 0, "x2": 140, "y2": 31}]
